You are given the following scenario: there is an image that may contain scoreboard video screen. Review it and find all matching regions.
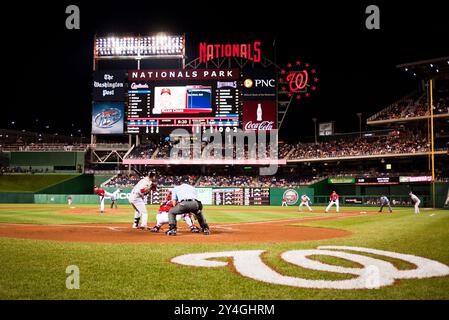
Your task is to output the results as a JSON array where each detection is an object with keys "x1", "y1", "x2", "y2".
[{"x1": 126, "y1": 69, "x2": 241, "y2": 133}]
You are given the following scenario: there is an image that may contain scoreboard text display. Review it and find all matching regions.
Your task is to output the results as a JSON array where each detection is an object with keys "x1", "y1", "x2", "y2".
[
  {"x1": 212, "y1": 188, "x2": 270, "y2": 205},
  {"x1": 126, "y1": 69, "x2": 241, "y2": 133}
]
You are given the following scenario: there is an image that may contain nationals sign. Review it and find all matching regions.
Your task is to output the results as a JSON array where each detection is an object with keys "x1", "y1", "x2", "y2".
[
  {"x1": 199, "y1": 42, "x2": 262, "y2": 63},
  {"x1": 128, "y1": 69, "x2": 240, "y2": 81}
]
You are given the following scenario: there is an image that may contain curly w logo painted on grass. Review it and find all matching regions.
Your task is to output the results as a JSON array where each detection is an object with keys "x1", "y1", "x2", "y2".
[{"x1": 171, "y1": 246, "x2": 449, "y2": 290}]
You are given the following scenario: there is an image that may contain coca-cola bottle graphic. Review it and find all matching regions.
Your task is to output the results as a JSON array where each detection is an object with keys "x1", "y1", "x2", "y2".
[{"x1": 256, "y1": 103, "x2": 263, "y2": 121}]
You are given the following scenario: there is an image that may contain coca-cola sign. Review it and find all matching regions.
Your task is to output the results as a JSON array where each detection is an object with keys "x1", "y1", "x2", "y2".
[
  {"x1": 244, "y1": 121, "x2": 274, "y2": 131},
  {"x1": 242, "y1": 101, "x2": 277, "y2": 131}
]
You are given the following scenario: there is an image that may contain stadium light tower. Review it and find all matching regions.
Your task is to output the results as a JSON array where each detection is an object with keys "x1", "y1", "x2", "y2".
[
  {"x1": 93, "y1": 33, "x2": 186, "y2": 70},
  {"x1": 356, "y1": 113, "x2": 362, "y2": 137}
]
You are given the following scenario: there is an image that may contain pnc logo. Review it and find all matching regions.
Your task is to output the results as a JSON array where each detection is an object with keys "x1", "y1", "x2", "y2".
[
  {"x1": 172, "y1": 246, "x2": 449, "y2": 290},
  {"x1": 243, "y1": 79, "x2": 253, "y2": 88},
  {"x1": 94, "y1": 108, "x2": 122, "y2": 128},
  {"x1": 244, "y1": 78, "x2": 275, "y2": 89}
]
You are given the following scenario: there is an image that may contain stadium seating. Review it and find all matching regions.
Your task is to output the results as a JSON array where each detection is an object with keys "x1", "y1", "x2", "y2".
[{"x1": 368, "y1": 87, "x2": 449, "y2": 122}]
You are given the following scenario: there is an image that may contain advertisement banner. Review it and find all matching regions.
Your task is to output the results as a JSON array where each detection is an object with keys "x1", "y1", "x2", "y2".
[
  {"x1": 242, "y1": 68, "x2": 276, "y2": 100},
  {"x1": 399, "y1": 176, "x2": 433, "y2": 183},
  {"x1": 328, "y1": 177, "x2": 355, "y2": 184},
  {"x1": 242, "y1": 100, "x2": 277, "y2": 131},
  {"x1": 356, "y1": 177, "x2": 399, "y2": 185},
  {"x1": 344, "y1": 197, "x2": 363, "y2": 204},
  {"x1": 93, "y1": 71, "x2": 125, "y2": 101},
  {"x1": 92, "y1": 102, "x2": 124, "y2": 134},
  {"x1": 196, "y1": 188, "x2": 213, "y2": 205}
]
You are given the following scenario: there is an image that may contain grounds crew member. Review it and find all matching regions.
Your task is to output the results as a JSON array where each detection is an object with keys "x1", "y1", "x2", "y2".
[{"x1": 166, "y1": 183, "x2": 210, "y2": 236}]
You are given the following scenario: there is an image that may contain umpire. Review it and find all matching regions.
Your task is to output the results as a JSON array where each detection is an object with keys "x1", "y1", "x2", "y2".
[
  {"x1": 378, "y1": 195, "x2": 393, "y2": 213},
  {"x1": 166, "y1": 183, "x2": 210, "y2": 236}
]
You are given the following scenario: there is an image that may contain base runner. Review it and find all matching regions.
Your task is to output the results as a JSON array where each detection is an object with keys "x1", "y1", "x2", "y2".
[
  {"x1": 298, "y1": 194, "x2": 313, "y2": 212},
  {"x1": 94, "y1": 186, "x2": 121, "y2": 213},
  {"x1": 409, "y1": 191, "x2": 421, "y2": 214},
  {"x1": 149, "y1": 191, "x2": 200, "y2": 232},
  {"x1": 130, "y1": 172, "x2": 157, "y2": 229},
  {"x1": 325, "y1": 191, "x2": 340, "y2": 213}
]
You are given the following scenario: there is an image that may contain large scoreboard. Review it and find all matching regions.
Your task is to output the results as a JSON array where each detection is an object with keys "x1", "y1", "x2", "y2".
[{"x1": 126, "y1": 69, "x2": 241, "y2": 133}]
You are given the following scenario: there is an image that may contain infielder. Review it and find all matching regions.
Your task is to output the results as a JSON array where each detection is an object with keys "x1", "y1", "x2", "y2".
[
  {"x1": 325, "y1": 191, "x2": 339, "y2": 213},
  {"x1": 281, "y1": 196, "x2": 288, "y2": 207},
  {"x1": 166, "y1": 183, "x2": 210, "y2": 236},
  {"x1": 130, "y1": 172, "x2": 157, "y2": 229},
  {"x1": 298, "y1": 194, "x2": 313, "y2": 212},
  {"x1": 149, "y1": 191, "x2": 200, "y2": 233},
  {"x1": 378, "y1": 195, "x2": 392, "y2": 213},
  {"x1": 94, "y1": 186, "x2": 121, "y2": 213},
  {"x1": 409, "y1": 192, "x2": 421, "y2": 214}
]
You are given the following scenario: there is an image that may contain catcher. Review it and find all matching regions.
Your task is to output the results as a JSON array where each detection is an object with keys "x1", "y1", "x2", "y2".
[
  {"x1": 149, "y1": 190, "x2": 200, "y2": 233},
  {"x1": 130, "y1": 171, "x2": 157, "y2": 229}
]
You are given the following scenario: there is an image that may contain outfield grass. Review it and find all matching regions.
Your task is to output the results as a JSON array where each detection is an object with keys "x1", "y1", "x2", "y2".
[
  {"x1": 0, "y1": 204, "x2": 448, "y2": 299},
  {"x1": 0, "y1": 204, "x2": 319, "y2": 224}
]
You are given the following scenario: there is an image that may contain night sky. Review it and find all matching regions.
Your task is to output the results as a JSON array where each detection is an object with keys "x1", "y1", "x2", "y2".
[{"x1": 2, "y1": 1, "x2": 448, "y2": 140}]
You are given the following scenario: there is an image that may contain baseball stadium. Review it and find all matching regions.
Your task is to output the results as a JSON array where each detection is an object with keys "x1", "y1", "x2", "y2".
[{"x1": 1, "y1": 2, "x2": 449, "y2": 303}]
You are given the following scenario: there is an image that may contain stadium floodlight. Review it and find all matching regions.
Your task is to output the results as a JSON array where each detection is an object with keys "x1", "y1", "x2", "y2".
[{"x1": 94, "y1": 34, "x2": 185, "y2": 59}]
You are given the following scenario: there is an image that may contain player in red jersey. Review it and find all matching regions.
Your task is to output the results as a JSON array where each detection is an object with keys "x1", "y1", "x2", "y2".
[
  {"x1": 93, "y1": 186, "x2": 120, "y2": 213},
  {"x1": 325, "y1": 190, "x2": 340, "y2": 213},
  {"x1": 149, "y1": 190, "x2": 200, "y2": 233}
]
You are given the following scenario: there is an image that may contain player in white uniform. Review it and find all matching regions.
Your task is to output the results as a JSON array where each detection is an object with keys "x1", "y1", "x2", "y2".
[
  {"x1": 298, "y1": 194, "x2": 312, "y2": 212},
  {"x1": 130, "y1": 172, "x2": 157, "y2": 229},
  {"x1": 409, "y1": 192, "x2": 421, "y2": 214},
  {"x1": 109, "y1": 189, "x2": 121, "y2": 209}
]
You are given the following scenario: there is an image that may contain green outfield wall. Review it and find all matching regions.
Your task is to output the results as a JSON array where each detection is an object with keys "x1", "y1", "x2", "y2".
[
  {"x1": 8, "y1": 151, "x2": 85, "y2": 171},
  {"x1": 0, "y1": 192, "x2": 35, "y2": 203},
  {"x1": 0, "y1": 184, "x2": 447, "y2": 207}
]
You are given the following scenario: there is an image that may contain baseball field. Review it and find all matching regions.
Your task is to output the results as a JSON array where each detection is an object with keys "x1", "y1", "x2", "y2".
[{"x1": 0, "y1": 204, "x2": 448, "y2": 299}]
